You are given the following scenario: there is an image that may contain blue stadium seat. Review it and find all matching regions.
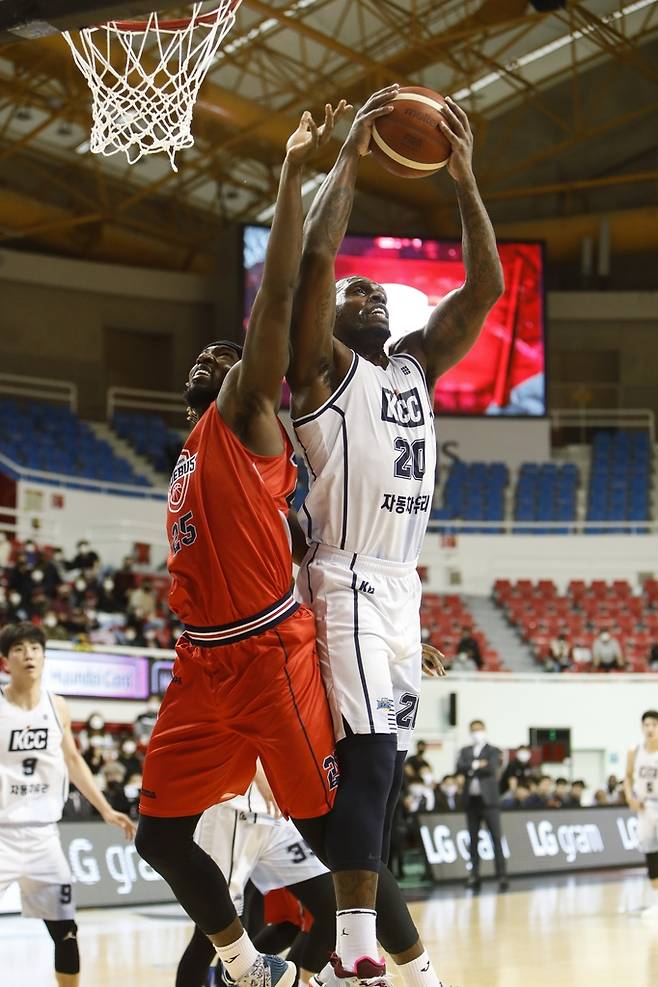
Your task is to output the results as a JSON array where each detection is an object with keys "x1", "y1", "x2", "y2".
[{"x1": 0, "y1": 397, "x2": 150, "y2": 489}]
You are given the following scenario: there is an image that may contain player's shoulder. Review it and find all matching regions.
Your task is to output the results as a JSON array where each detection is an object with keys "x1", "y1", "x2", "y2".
[{"x1": 50, "y1": 692, "x2": 70, "y2": 723}]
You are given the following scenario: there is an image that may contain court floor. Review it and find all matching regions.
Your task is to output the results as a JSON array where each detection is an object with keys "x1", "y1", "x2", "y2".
[{"x1": 1, "y1": 869, "x2": 656, "y2": 987}]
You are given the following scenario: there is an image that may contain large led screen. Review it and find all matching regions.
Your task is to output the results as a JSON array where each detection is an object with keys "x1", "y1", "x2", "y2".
[{"x1": 243, "y1": 228, "x2": 545, "y2": 416}]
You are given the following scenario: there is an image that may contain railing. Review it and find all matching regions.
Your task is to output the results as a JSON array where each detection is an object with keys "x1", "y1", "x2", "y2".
[
  {"x1": 0, "y1": 372, "x2": 78, "y2": 413},
  {"x1": 550, "y1": 407, "x2": 655, "y2": 444},
  {"x1": 0, "y1": 504, "x2": 62, "y2": 544},
  {"x1": 0, "y1": 450, "x2": 166, "y2": 499},
  {"x1": 106, "y1": 386, "x2": 182, "y2": 421},
  {"x1": 427, "y1": 518, "x2": 658, "y2": 535}
]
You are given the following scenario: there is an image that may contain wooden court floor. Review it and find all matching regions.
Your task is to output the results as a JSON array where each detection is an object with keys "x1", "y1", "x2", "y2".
[{"x1": 1, "y1": 869, "x2": 657, "y2": 987}]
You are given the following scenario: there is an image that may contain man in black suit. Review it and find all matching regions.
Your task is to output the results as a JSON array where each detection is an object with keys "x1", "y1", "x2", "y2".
[{"x1": 456, "y1": 718, "x2": 508, "y2": 891}]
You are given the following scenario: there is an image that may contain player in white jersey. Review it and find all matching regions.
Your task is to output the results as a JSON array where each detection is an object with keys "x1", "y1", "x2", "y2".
[
  {"x1": 176, "y1": 765, "x2": 334, "y2": 987},
  {"x1": 287, "y1": 86, "x2": 503, "y2": 987},
  {"x1": 624, "y1": 709, "x2": 658, "y2": 920},
  {"x1": 0, "y1": 622, "x2": 135, "y2": 986}
]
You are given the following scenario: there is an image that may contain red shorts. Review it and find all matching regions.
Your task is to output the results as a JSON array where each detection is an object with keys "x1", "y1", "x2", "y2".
[
  {"x1": 264, "y1": 888, "x2": 314, "y2": 933},
  {"x1": 139, "y1": 605, "x2": 337, "y2": 819}
]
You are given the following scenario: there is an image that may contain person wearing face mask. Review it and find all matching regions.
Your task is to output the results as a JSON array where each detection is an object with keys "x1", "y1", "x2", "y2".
[
  {"x1": 435, "y1": 775, "x2": 463, "y2": 813},
  {"x1": 498, "y1": 744, "x2": 533, "y2": 794},
  {"x1": 456, "y1": 719, "x2": 508, "y2": 891},
  {"x1": 592, "y1": 628, "x2": 625, "y2": 671},
  {"x1": 42, "y1": 612, "x2": 69, "y2": 642},
  {"x1": 118, "y1": 736, "x2": 142, "y2": 777},
  {"x1": 67, "y1": 539, "x2": 99, "y2": 575}
]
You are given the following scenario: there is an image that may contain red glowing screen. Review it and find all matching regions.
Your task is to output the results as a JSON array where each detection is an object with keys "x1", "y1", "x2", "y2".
[{"x1": 243, "y1": 229, "x2": 545, "y2": 416}]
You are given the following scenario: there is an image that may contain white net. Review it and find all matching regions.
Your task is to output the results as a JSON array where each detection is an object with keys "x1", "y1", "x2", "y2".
[{"x1": 63, "y1": 1, "x2": 241, "y2": 171}]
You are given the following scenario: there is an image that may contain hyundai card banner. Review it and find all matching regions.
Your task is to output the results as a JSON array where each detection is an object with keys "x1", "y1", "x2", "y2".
[
  {"x1": 418, "y1": 807, "x2": 643, "y2": 880},
  {"x1": 42, "y1": 650, "x2": 149, "y2": 700}
]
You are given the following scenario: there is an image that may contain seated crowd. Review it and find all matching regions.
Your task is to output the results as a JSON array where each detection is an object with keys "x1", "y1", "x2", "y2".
[
  {"x1": 0, "y1": 532, "x2": 183, "y2": 649},
  {"x1": 494, "y1": 578, "x2": 658, "y2": 673},
  {"x1": 401, "y1": 740, "x2": 627, "y2": 814},
  {"x1": 62, "y1": 701, "x2": 159, "y2": 821}
]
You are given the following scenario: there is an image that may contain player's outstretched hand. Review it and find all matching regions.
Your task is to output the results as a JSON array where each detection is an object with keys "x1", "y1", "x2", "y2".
[
  {"x1": 102, "y1": 807, "x2": 137, "y2": 840},
  {"x1": 422, "y1": 643, "x2": 447, "y2": 677},
  {"x1": 345, "y1": 84, "x2": 400, "y2": 157},
  {"x1": 286, "y1": 100, "x2": 352, "y2": 166},
  {"x1": 439, "y1": 96, "x2": 474, "y2": 183}
]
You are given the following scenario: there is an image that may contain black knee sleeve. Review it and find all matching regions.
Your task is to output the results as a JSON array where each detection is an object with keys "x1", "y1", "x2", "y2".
[
  {"x1": 380, "y1": 750, "x2": 407, "y2": 865},
  {"x1": 325, "y1": 734, "x2": 398, "y2": 872},
  {"x1": 176, "y1": 925, "x2": 216, "y2": 987},
  {"x1": 374, "y1": 867, "x2": 419, "y2": 955},
  {"x1": 136, "y1": 814, "x2": 237, "y2": 935},
  {"x1": 45, "y1": 920, "x2": 80, "y2": 975},
  {"x1": 647, "y1": 851, "x2": 658, "y2": 880}
]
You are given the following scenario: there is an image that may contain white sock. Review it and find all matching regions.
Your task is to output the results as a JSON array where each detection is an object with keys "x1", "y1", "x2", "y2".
[
  {"x1": 215, "y1": 929, "x2": 259, "y2": 981},
  {"x1": 398, "y1": 950, "x2": 443, "y2": 987},
  {"x1": 336, "y1": 909, "x2": 379, "y2": 971}
]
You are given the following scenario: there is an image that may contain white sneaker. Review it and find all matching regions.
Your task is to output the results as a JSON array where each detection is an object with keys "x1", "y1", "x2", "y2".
[
  {"x1": 309, "y1": 953, "x2": 392, "y2": 987},
  {"x1": 222, "y1": 954, "x2": 297, "y2": 987}
]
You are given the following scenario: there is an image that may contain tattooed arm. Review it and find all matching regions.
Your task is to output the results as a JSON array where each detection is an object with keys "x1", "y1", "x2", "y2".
[
  {"x1": 288, "y1": 86, "x2": 398, "y2": 418},
  {"x1": 392, "y1": 98, "x2": 504, "y2": 392}
]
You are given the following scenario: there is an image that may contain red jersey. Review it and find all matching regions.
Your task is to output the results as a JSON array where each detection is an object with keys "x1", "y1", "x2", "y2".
[{"x1": 167, "y1": 404, "x2": 298, "y2": 642}]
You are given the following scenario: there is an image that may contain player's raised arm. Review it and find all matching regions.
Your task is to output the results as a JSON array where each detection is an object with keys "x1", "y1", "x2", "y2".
[
  {"x1": 236, "y1": 104, "x2": 348, "y2": 410},
  {"x1": 392, "y1": 97, "x2": 504, "y2": 392},
  {"x1": 288, "y1": 88, "x2": 397, "y2": 410}
]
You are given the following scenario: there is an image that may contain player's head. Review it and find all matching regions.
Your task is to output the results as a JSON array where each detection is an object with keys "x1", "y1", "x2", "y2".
[
  {"x1": 642, "y1": 710, "x2": 658, "y2": 741},
  {"x1": 334, "y1": 276, "x2": 390, "y2": 353},
  {"x1": 0, "y1": 621, "x2": 46, "y2": 682},
  {"x1": 183, "y1": 340, "x2": 243, "y2": 424}
]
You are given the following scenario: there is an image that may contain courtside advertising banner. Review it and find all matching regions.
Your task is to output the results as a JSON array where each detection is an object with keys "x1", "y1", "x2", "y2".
[
  {"x1": 418, "y1": 807, "x2": 643, "y2": 881},
  {"x1": 0, "y1": 823, "x2": 176, "y2": 913}
]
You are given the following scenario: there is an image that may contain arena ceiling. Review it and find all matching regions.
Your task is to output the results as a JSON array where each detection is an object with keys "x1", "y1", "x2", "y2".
[{"x1": 0, "y1": 0, "x2": 656, "y2": 271}]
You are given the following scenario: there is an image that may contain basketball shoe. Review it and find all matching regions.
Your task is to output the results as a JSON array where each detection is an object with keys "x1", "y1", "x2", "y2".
[
  {"x1": 309, "y1": 953, "x2": 392, "y2": 987},
  {"x1": 222, "y1": 954, "x2": 297, "y2": 987}
]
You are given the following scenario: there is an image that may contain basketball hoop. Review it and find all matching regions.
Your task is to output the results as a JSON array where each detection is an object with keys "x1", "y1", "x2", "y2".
[{"x1": 63, "y1": 1, "x2": 242, "y2": 171}]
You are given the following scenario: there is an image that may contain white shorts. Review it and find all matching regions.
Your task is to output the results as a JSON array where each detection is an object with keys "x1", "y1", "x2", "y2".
[
  {"x1": 195, "y1": 805, "x2": 328, "y2": 916},
  {"x1": 638, "y1": 803, "x2": 658, "y2": 854},
  {"x1": 0, "y1": 823, "x2": 74, "y2": 920},
  {"x1": 296, "y1": 544, "x2": 422, "y2": 752}
]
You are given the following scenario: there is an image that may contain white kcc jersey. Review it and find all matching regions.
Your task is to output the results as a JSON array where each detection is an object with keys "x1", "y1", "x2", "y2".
[
  {"x1": 0, "y1": 689, "x2": 68, "y2": 824},
  {"x1": 634, "y1": 744, "x2": 658, "y2": 803},
  {"x1": 294, "y1": 351, "x2": 436, "y2": 563}
]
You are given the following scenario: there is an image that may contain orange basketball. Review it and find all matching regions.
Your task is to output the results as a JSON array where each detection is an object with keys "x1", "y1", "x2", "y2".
[{"x1": 370, "y1": 86, "x2": 451, "y2": 179}]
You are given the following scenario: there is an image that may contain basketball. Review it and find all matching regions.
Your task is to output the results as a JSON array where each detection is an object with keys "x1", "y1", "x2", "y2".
[{"x1": 370, "y1": 86, "x2": 452, "y2": 179}]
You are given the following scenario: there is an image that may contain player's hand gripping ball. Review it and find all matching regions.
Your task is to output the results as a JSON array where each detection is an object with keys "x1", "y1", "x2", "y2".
[{"x1": 422, "y1": 643, "x2": 447, "y2": 678}]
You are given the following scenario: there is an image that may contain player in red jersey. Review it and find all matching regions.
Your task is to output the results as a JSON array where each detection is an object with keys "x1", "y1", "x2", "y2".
[{"x1": 136, "y1": 102, "x2": 350, "y2": 987}]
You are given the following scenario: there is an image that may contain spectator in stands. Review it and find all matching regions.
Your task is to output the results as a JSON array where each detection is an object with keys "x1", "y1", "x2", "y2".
[
  {"x1": 593, "y1": 789, "x2": 609, "y2": 806},
  {"x1": 118, "y1": 736, "x2": 142, "y2": 777},
  {"x1": 68, "y1": 538, "x2": 100, "y2": 575},
  {"x1": 0, "y1": 531, "x2": 11, "y2": 568},
  {"x1": 42, "y1": 609, "x2": 70, "y2": 641},
  {"x1": 566, "y1": 779, "x2": 587, "y2": 807},
  {"x1": 41, "y1": 549, "x2": 63, "y2": 597},
  {"x1": 83, "y1": 735, "x2": 106, "y2": 775},
  {"x1": 553, "y1": 777, "x2": 570, "y2": 806},
  {"x1": 97, "y1": 576, "x2": 119, "y2": 613},
  {"x1": 502, "y1": 780, "x2": 531, "y2": 809},
  {"x1": 113, "y1": 555, "x2": 137, "y2": 607},
  {"x1": 133, "y1": 695, "x2": 161, "y2": 745},
  {"x1": 124, "y1": 771, "x2": 143, "y2": 819},
  {"x1": 405, "y1": 771, "x2": 436, "y2": 813},
  {"x1": 500, "y1": 776, "x2": 518, "y2": 808},
  {"x1": 22, "y1": 539, "x2": 40, "y2": 567},
  {"x1": 8, "y1": 552, "x2": 33, "y2": 604},
  {"x1": 455, "y1": 626, "x2": 483, "y2": 670},
  {"x1": 546, "y1": 631, "x2": 571, "y2": 672},
  {"x1": 7, "y1": 589, "x2": 27, "y2": 622},
  {"x1": 499, "y1": 744, "x2": 534, "y2": 792},
  {"x1": 649, "y1": 642, "x2": 658, "y2": 670},
  {"x1": 406, "y1": 739, "x2": 431, "y2": 779},
  {"x1": 592, "y1": 629, "x2": 625, "y2": 671},
  {"x1": 103, "y1": 761, "x2": 132, "y2": 815},
  {"x1": 435, "y1": 775, "x2": 463, "y2": 812},
  {"x1": 571, "y1": 639, "x2": 592, "y2": 666},
  {"x1": 128, "y1": 579, "x2": 157, "y2": 620},
  {"x1": 521, "y1": 776, "x2": 546, "y2": 809},
  {"x1": 607, "y1": 774, "x2": 622, "y2": 804}
]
